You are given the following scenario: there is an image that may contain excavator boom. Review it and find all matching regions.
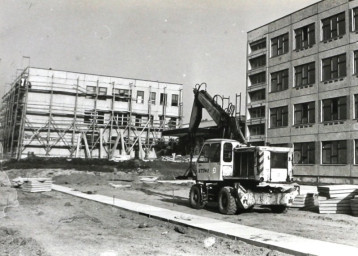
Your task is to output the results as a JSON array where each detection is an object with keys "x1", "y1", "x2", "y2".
[{"x1": 188, "y1": 85, "x2": 246, "y2": 144}]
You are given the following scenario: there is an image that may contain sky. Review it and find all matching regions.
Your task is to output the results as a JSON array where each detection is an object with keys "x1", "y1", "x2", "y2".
[{"x1": 0, "y1": 0, "x2": 320, "y2": 123}]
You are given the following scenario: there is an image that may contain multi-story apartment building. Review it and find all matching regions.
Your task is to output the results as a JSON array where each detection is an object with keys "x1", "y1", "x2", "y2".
[
  {"x1": 0, "y1": 67, "x2": 183, "y2": 159},
  {"x1": 246, "y1": 0, "x2": 358, "y2": 184}
]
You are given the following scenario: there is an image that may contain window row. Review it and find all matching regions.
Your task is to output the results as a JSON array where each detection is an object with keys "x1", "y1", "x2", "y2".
[
  {"x1": 268, "y1": 96, "x2": 353, "y2": 128},
  {"x1": 249, "y1": 95, "x2": 358, "y2": 128},
  {"x1": 249, "y1": 51, "x2": 358, "y2": 92},
  {"x1": 83, "y1": 111, "x2": 178, "y2": 128},
  {"x1": 249, "y1": 9, "x2": 358, "y2": 55},
  {"x1": 85, "y1": 86, "x2": 179, "y2": 106},
  {"x1": 293, "y1": 140, "x2": 358, "y2": 165}
]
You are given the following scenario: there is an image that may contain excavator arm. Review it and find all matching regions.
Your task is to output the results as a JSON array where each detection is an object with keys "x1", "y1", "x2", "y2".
[{"x1": 188, "y1": 83, "x2": 246, "y2": 144}]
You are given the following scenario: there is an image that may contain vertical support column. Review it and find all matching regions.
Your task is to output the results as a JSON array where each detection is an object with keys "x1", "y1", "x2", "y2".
[
  {"x1": 162, "y1": 86, "x2": 167, "y2": 129},
  {"x1": 128, "y1": 82, "x2": 134, "y2": 149},
  {"x1": 46, "y1": 75, "x2": 54, "y2": 156},
  {"x1": 16, "y1": 77, "x2": 30, "y2": 160},
  {"x1": 147, "y1": 86, "x2": 152, "y2": 155},
  {"x1": 109, "y1": 82, "x2": 115, "y2": 158},
  {"x1": 179, "y1": 88, "x2": 183, "y2": 127},
  {"x1": 91, "y1": 79, "x2": 99, "y2": 158},
  {"x1": 71, "y1": 77, "x2": 79, "y2": 158},
  {"x1": 9, "y1": 84, "x2": 20, "y2": 157}
]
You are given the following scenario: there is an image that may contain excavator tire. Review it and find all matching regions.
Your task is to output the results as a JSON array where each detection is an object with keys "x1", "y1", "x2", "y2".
[
  {"x1": 189, "y1": 184, "x2": 206, "y2": 209},
  {"x1": 270, "y1": 205, "x2": 287, "y2": 213},
  {"x1": 218, "y1": 186, "x2": 237, "y2": 215}
]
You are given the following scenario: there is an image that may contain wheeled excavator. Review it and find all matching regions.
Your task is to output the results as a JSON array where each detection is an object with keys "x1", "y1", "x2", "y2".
[{"x1": 186, "y1": 83, "x2": 299, "y2": 214}]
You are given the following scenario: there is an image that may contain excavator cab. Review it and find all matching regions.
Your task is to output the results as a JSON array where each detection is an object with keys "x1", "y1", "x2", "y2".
[{"x1": 196, "y1": 139, "x2": 242, "y2": 181}]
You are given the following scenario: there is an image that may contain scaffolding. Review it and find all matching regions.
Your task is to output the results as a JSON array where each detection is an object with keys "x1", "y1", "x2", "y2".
[{"x1": 0, "y1": 67, "x2": 183, "y2": 159}]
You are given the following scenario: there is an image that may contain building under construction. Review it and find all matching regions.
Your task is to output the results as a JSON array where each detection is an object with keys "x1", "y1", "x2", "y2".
[{"x1": 0, "y1": 67, "x2": 183, "y2": 159}]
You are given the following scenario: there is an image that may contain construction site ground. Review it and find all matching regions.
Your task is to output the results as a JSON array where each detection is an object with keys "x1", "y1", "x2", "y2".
[{"x1": 2, "y1": 159, "x2": 358, "y2": 255}]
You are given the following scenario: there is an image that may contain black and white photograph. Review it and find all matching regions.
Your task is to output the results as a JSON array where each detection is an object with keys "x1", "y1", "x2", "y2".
[{"x1": 1, "y1": 0, "x2": 358, "y2": 255}]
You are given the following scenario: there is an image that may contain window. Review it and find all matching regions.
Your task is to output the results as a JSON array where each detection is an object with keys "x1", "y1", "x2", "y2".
[
  {"x1": 84, "y1": 111, "x2": 104, "y2": 125},
  {"x1": 160, "y1": 93, "x2": 167, "y2": 105},
  {"x1": 223, "y1": 143, "x2": 233, "y2": 162},
  {"x1": 250, "y1": 38, "x2": 266, "y2": 52},
  {"x1": 354, "y1": 51, "x2": 358, "y2": 74},
  {"x1": 249, "y1": 55, "x2": 266, "y2": 69},
  {"x1": 249, "y1": 106, "x2": 265, "y2": 119},
  {"x1": 294, "y1": 102, "x2": 315, "y2": 125},
  {"x1": 271, "y1": 69, "x2": 288, "y2": 92},
  {"x1": 171, "y1": 94, "x2": 179, "y2": 106},
  {"x1": 248, "y1": 124, "x2": 265, "y2": 136},
  {"x1": 249, "y1": 72, "x2": 266, "y2": 85},
  {"x1": 322, "y1": 140, "x2": 347, "y2": 164},
  {"x1": 322, "y1": 54, "x2": 346, "y2": 81},
  {"x1": 271, "y1": 152, "x2": 288, "y2": 168},
  {"x1": 295, "y1": 23, "x2": 315, "y2": 50},
  {"x1": 271, "y1": 33, "x2": 289, "y2": 57},
  {"x1": 249, "y1": 89, "x2": 265, "y2": 102},
  {"x1": 98, "y1": 87, "x2": 107, "y2": 95},
  {"x1": 168, "y1": 117, "x2": 177, "y2": 128},
  {"x1": 355, "y1": 95, "x2": 358, "y2": 119},
  {"x1": 294, "y1": 142, "x2": 315, "y2": 164},
  {"x1": 270, "y1": 106, "x2": 288, "y2": 128},
  {"x1": 322, "y1": 96, "x2": 347, "y2": 122},
  {"x1": 353, "y1": 7, "x2": 358, "y2": 32},
  {"x1": 197, "y1": 143, "x2": 221, "y2": 163},
  {"x1": 114, "y1": 113, "x2": 128, "y2": 126},
  {"x1": 86, "y1": 86, "x2": 96, "y2": 94},
  {"x1": 355, "y1": 139, "x2": 358, "y2": 164},
  {"x1": 113, "y1": 89, "x2": 130, "y2": 102},
  {"x1": 322, "y1": 12, "x2": 345, "y2": 41},
  {"x1": 150, "y1": 92, "x2": 156, "y2": 105},
  {"x1": 136, "y1": 91, "x2": 144, "y2": 104},
  {"x1": 295, "y1": 62, "x2": 315, "y2": 87}
]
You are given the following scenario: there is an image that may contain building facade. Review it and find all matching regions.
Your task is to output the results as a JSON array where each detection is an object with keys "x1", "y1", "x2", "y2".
[
  {"x1": 246, "y1": 0, "x2": 358, "y2": 184},
  {"x1": 0, "y1": 67, "x2": 183, "y2": 159}
]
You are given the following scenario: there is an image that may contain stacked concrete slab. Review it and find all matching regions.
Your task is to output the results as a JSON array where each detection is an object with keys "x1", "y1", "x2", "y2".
[{"x1": 318, "y1": 185, "x2": 358, "y2": 214}]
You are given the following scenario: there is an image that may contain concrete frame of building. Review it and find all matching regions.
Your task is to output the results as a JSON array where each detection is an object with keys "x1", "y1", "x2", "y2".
[
  {"x1": 0, "y1": 67, "x2": 183, "y2": 159},
  {"x1": 246, "y1": 0, "x2": 358, "y2": 184}
]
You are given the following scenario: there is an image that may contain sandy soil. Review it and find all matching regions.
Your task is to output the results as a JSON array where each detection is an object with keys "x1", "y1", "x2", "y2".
[
  {"x1": 3, "y1": 165, "x2": 358, "y2": 255},
  {"x1": 2, "y1": 189, "x2": 289, "y2": 256}
]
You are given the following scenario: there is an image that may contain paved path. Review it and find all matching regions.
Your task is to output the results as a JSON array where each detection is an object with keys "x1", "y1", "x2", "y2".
[{"x1": 52, "y1": 184, "x2": 358, "y2": 256}]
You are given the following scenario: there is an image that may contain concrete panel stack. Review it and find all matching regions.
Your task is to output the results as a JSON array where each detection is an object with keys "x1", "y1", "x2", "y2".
[
  {"x1": 318, "y1": 185, "x2": 358, "y2": 214},
  {"x1": 291, "y1": 193, "x2": 316, "y2": 209},
  {"x1": 22, "y1": 178, "x2": 52, "y2": 193},
  {"x1": 350, "y1": 196, "x2": 358, "y2": 217}
]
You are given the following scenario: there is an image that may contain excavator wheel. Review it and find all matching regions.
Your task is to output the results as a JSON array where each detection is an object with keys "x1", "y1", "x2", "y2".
[
  {"x1": 189, "y1": 184, "x2": 206, "y2": 209},
  {"x1": 270, "y1": 205, "x2": 287, "y2": 213},
  {"x1": 218, "y1": 186, "x2": 237, "y2": 215}
]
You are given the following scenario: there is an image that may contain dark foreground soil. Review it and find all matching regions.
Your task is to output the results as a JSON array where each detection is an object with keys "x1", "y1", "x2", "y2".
[{"x1": 1, "y1": 190, "x2": 290, "y2": 256}]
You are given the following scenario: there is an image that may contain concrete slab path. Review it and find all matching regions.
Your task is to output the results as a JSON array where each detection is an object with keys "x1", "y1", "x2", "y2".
[{"x1": 52, "y1": 184, "x2": 358, "y2": 256}]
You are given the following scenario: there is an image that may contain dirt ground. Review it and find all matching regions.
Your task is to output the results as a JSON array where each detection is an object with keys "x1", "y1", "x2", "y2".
[{"x1": 2, "y1": 160, "x2": 358, "y2": 255}]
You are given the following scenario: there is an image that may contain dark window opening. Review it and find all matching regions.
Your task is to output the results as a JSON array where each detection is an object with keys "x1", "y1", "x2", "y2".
[
  {"x1": 271, "y1": 69, "x2": 289, "y2": 92},
  {"x1": 294, "y1": 102, "x2": 315, "y2": 125},
  {"x1": 294, "y1": 142, "x2": 315, "y2": 164},
  {"x1": 295, "y1": 62, "x2": 315, "y2": 87},
  {"x1": 322, "y1": 140, "x2": 347, "y2": 164},
  {"x1": 270, "y1": 106, "x2": 288, "y2": 128},
  {"x1": 322, "y1": 97, "x2": 347, "y2": 122},
  {"x1": 295, "y1": 23, "x2": 315, "y2": 50}
]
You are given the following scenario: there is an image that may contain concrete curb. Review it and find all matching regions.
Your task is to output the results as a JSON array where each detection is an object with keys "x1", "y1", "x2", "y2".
[{"x1": 52, "y1": 184, "x2": 358, "y2": 256}]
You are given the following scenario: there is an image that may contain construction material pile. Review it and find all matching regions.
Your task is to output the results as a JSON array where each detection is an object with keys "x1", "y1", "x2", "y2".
[
  {"x1": 351, "y1": 196, "x2": 358, "y2": 216},
  {"x1": 318, "y1": 185, "x2": 358, "y2": 214},
  {"x1": 13, "y1": 177, "x2": 52, "y2": 192},
  {"x1": 160, "y1": 154, "x2": 191, "y2": 163},
  {"x1": 291, "y1": 193, "x2": 316, "y2": 209}
]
